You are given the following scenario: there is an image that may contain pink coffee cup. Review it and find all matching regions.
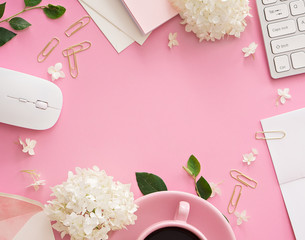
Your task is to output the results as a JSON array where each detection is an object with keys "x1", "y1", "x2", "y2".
[{"x1": 137, "y1": 201, "x2": 208, "y2": 240}]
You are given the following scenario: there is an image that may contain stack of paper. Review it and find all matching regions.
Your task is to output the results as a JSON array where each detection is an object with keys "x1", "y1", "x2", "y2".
[
  {"x1": 78, "y1": 0, "x2": 150, "y2": 53},
  {"x1": 261, "y1": 107, "x2": 305, "y2": 240}
]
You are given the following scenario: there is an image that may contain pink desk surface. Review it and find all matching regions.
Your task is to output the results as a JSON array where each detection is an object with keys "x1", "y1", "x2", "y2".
[{"x1": 0, "y1": 0, "x2": 304, "y2": 239}]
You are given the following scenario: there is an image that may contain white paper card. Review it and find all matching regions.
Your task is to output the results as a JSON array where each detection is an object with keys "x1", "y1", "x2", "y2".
[
  {"x1": 261, "y1": 107, "x2": 305, "y2": 240},
  {"x1": 14, "y1": 212, "x2": 55, "y2": 240},
  {"x1": 78, "y1": 0, "x2": 134, "y2": 53},
  {"x1": 121, "y1": 0, "x2": 177, "y2": 34},
  {"x1": 79, "y1": 0, "x2": 150, "y2": 45}
]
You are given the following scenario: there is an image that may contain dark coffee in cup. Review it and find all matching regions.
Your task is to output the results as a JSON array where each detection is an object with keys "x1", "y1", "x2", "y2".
[{"x1": 144, "y1": 227, "x2": 200, "y2": 240}]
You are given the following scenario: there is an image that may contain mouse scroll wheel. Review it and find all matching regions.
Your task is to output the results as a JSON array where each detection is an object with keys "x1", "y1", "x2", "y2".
[{"x1": 35, "y1": 100, "x2": 48, "y2": 110}]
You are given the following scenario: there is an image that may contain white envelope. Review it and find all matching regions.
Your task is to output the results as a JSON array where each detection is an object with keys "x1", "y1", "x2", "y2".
[
  {"x1": 78, "y1": 0, "x2": 150, "y2": 45},
  {"x1": 261, "y1": 107, "x2": 305, "y2": 240},
  {"x1": 78, "y1": 0, "x2": 134, "y2": 53},
  {"x1": 0, "y1": 193, "x2": 55, "y2": 240}
]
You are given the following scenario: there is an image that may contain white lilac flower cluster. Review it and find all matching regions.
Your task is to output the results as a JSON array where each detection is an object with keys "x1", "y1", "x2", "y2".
[
  {"x1": 45, "y1": 166, "x2": 138, "y2": 240},
  {"x1": 169, "y1": 0, "x2": 251, "y2": 41}
]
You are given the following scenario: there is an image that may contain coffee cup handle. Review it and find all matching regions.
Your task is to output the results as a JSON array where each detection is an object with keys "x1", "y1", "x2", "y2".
[{"x1": 174, "y1": 201, "x2": 190, "y2": 222}]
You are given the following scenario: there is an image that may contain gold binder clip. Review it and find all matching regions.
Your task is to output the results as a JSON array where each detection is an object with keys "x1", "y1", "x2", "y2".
[
  {"x1": 227, "y1": 185, "x2": 242, "y2": 214},
  {"x1": 62, "y1": 41, "x2": 91, "y2": 57},
  {"x1": 65, "y1": 16, "x2": 91, "y2": 37},
  {"x1": 37, "y1": 37, "x2": 60, "y2": 63},
  {"x1": 230, "y1": 169, "x2": 258, "y2": 189},
  {"x1": 255, "y1": 131, "x2": 286, "y2": 140}
]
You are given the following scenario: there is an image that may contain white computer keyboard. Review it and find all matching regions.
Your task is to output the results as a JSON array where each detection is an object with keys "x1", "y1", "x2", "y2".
[{"x1": 256, "y1": 0, "x2": 305, "y2": 79}]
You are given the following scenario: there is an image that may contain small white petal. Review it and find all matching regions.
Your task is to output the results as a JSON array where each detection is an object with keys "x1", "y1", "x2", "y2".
[
  {"x1": 28, "y1": 148, "x2": 35, "y2": 156},
  {"x1": 22, "y1": 147, "x2": 28, "y2": 153},
  {"x1": 168, "y1": 32, "x2": 179, "y2": 48},
  {"x1": 29, "y1": 140, "x2": 36, "y2": 148},
  {"x1": 53, "y1": 72, "x2": 60, "y2": 80},
  {"x1": 278, "y1": 89, "x2": 284, "y2": 95},
  {"x1": 59, "y1": 71, "x2": 65, "y2": 78},
  {"x1": 280, "y1": 96, "x2": 286, "y2": 104},
  {"x1": 252, "y1": 148, "x2": 258, "y2": 155},
  {"x1": 19, "y1": 138, "x2": 25, "y2": 147},
  {"x1": 237, "y1": 218, "x2": 243, "y2": 225},
  {"x1": 48, "y1": 66, "x2": 55, "y2": 74},
  {"x1": 48, "y1": 63, "x2": 65, "y2": 81},
  {"x1": 54, "y1": 63, "x2": 63, "y2": 71}
]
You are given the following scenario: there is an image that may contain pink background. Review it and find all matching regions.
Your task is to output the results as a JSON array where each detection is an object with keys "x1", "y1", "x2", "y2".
[{"x1": 0, "y1": 0, "x2": 304, "y2": 239}]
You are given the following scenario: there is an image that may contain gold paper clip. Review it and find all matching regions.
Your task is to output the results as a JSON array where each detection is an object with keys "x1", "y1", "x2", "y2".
[
  {"x1": 65, "y1": 16, "x2": 91, "y2": 37},
  {"x1": 62, "y1": 41, "x2": 91, "y2": 78},
  {"x1": 66, "y1": 49, "x2": 78, "y2": 79},
  {"x1": 227, "y1": 185, "x2": 242, "y2": 214},
  {"x1": 230, "y1": 169, "x2": 257, "y2": 189},
  {"x1": 255, "y1": 131, "x2": 286, "y2": 140},
  {"x1": 62, "y1": 41, "x2": 91, "y2": 57},
  {"x1": 37, "y1": 37, "x2": 60, "y2": 63}
]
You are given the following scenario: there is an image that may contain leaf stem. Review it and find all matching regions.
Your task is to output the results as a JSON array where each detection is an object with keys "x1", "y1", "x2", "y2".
[
  {"x1": 0, "y1": 5, "x2": 45, "y2": 23},
  {"x1": 183, "y1": 166, "x2": 201, "y2": 196},
  {"x1": 193, "y1": 176, "x2": 200, "y2": 196}
]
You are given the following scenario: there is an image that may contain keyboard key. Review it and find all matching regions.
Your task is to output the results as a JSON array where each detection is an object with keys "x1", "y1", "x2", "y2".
[
  {"x1": 263, "y1": 0, "x2": 277, "y2": 4},
  {"x1": 264, "y1": 4, "x2": 289, "y2": 21},
  {"x1": 271, "y1": 34, "x2": 305, "y2": 53},
  {"x1": 291, "y1": 51, "x2": 305, "y2": 68},
  {"x1": 267, "y1": 20, "x2": 296, "y2": 37},
  {"x1": 257, "y1": 0, "x2": 305, "y2": 78},
  {"x1": 290, "y1": 0, "x2": 305, "y2": 15},
  {"x1": 297, "y1": 16, "x2": 305, "y2": 31},
  {"x1": 274, "y1": 55, "x2": 290, "y2": 72}
]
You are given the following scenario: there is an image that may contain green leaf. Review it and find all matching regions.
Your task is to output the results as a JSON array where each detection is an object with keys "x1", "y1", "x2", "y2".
[
  {"x1": 196, "y1": 176, "x2": 212, "y2": 200},
  {"x1": 24, "y1": 0, "x2": 41, "y2": 7},
  {"x1": 9, "y1": 17, "x2": 31, "y2": 30},
  {"x1": 0, "y1": 2, "x2": 6, "y2": 19},
  {"x1": 43, "y1": 4, "x2": 66, "y2": 19},
  {"x1": 0, "y1": 27, "x2": 16, "y2": 47},
  {"x1": 136, "y1": 172, "x2": 167, "y2": 195},
  {"x1": 187, "y1": 155, "x2": 201, "y2": 177}
]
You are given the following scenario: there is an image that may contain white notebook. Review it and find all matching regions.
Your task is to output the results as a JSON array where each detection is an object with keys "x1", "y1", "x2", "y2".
[{"x1": 261, "y1": 107, "x2": 305, "y2": 240}]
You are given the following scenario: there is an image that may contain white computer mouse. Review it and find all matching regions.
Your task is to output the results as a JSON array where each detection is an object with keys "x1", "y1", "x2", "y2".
[{"x1": 0, "y1": 67, "x2": 63, "y2": 130}]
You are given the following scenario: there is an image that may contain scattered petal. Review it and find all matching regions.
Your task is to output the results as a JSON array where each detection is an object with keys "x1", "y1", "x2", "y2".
[
  {"x1": 27, "y1": 179, "x2": 46, "y2": 191},
  {"x1": 48, "y1": 63, "x2": 65, "y2": 81},
  {"x1": 209, "y1": 182, "x2": 222, "y2": 197},
  {"x1": 235, "y1": 210, "x2": 250, "y2": 225},
  {"x1": 277, "y1": 88, "x2": 291, "y2": 105},
  {"x1": 168, "y1": 32, "x2": 179, "y2": 48},
  {"x1": 47, "y1": 66, "x2": 55, "y2": 74},
  {"x1": 21, "y1": 170, "x2": 45, "y2": 191},
  {"x1": 19, "y1": 138, "x2": 36, "y2": 155},
  {"x1": 252, "y1": 148, "x2": 258, "y2": 155},
  {"x1": 54, "y1": 62, "x2": 63, "y2": 71},
  {"x1": 242, "y1": 42, "x2": 258, "y2": 58},
  {"x1": 242, "y1": 152, "x2": 256, "y2": 165}
]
